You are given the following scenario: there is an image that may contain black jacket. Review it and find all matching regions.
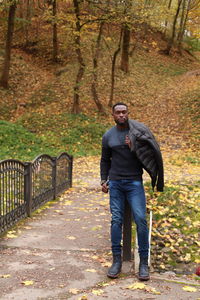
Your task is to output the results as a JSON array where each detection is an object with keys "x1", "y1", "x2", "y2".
[{"x1": 128, "y1": 119, "x2": 164, "y2": 192}]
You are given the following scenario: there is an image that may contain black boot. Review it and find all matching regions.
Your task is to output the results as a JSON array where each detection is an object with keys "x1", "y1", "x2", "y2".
[
  {"x1": 107, "y1": 254, "x2": 122, "y2": 278},
  {"x1": 138, "y1": 256, "x2": 150, "y2": 281}
]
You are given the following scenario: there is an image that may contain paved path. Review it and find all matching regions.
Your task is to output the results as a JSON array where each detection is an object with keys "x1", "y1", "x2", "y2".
[{"x1": 0, "y1": 156, "x2": 199, "y2": 300}]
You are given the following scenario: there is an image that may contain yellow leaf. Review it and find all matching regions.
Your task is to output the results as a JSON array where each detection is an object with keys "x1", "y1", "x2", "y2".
[
  {"x1": 69, "y1": 288, "x2": 79, "y2": 294},
  {"x1": 183, "y1": 253, "x2": 191, "y2": 261},
  {"x1": 91, "y1": 255, "x2": 98, "y2": 260},
  {"x1": 66, "y1": 236, "x2": 76, "y2": 240},
  {"x1": 85, "y1": 269, "x2": 97, "y2": 273},
  {"x1": 160, "y1": 263, "x2": 165, "y2": 269},
  {"x1": 146, "y1": 286, "x2": 161, "y2": 295},
  {"x1": 7, "y1": 232, "x2": 17, "y2": 238},
  {"x1": 92, "y1": 289, "x2": 104, "y2": 295},
  {"x1": 0, "y1": 274, "x2": 11, "y2": 278},
  {"x1": 126, "y1": 282, "x2": 146, "y2": 290},
  {"x1": 182, "y1": 286, "x2": 197, "y2": 292},
  {"x1": 101, "y1": 282, "x2": 109, "y2": 287},
  {"x1": 91, "y1": 225, "x2": 102, "y2": 231},
  {"x1": 78, "y1": 295, "x2": 88, "y2": 300},
  {"x1": 126, "y1": 282, "x2": 161, "y2": 294},
  {"x1": 102, "y1": 262, "x2": 112, "y2": 267},
  {"x1": 22, "y1": 280, "x2": 34, "y2": 286},
  {"x1": 64, "y1": 200, "x2": 72, "y2": 205}
]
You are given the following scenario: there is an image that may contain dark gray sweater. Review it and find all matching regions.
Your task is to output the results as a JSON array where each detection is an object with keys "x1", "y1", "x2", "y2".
[{"x1": 100, "y1": 126, "x2": 143, "y2": 181}]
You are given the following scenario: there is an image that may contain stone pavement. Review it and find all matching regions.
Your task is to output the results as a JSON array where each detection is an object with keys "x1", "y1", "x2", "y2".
[{"x1": 0, "y1": 157, "x2": 199, "y2": 300}]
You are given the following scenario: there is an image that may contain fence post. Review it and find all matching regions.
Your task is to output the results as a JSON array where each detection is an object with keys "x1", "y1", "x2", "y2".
[
  {"x1": 24, "y1": 162, "x2": 32, "y2": 217},
  {"x1": 123, "y1": 199, "x2": 132, "y2": 261},
  {"x1": 69, "y1": 155, "x2": 73, "y2": 188},
  {"x1": 52, "y1": 157, "x2": 57, "y2": 199}
]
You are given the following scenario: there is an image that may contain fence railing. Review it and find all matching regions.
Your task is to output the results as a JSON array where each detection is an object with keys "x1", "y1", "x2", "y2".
[{"x1": 0, "y1": 152, "x2": 73, "y2": 234}]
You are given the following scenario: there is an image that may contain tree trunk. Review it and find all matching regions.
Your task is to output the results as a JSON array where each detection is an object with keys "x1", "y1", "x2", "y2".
[
  {"x1": 177, "y1": 0, "x2": 191, "y2": 53},
  {"x1": 72, "y1": 0, "x2": 85, "y2": 114},
  {"x1": 164, "y1": 0, "x2": 173, "y2": 33},
  {"x1": 120, "y1": 24, "x2": 131, "y2": 73},
  {"x1": 52, "y1": 0, "x2": 58, "y2": 62},
  {"x1": 108, "y1": 28, "x2": 123, "y2": 107},
  {"x1": 25, "y1": 0, "x2": 31, "y2": 45},
  {"x1": 0, "y1": 2, "x2": 17, "y2": 89},
  {"x1": 91, "y1": 22, "x2": 106, "y2": 114},
  {"x1": 165, "y1": 0, "x2": 183, "y2": 55}
]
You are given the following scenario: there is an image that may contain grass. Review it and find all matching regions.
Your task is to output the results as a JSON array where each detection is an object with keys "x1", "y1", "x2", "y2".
[
  {"x1": 152, "y1": 63, "x2": 188, "y2": 76},
  {"x1": 0, "y1": 114, "x2": 111, "y2": 161},
  {"x1": 184, "y1": 36, "x2": 200, "y2": 52},
  {"x1": 169, "y1": 153, "x2": 200, "y2": 166},
  {"x1": 0, "y1": 120, "x2": 55, "y2": 161}
]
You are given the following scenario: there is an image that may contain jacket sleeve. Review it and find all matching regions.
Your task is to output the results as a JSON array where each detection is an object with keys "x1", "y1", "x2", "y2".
[
  {"x1": 128, "y1": 120, "x2": 164, "y2": 192},
  {"x1": 100, "y1": 135, "x2": 111, "y2": 181}
]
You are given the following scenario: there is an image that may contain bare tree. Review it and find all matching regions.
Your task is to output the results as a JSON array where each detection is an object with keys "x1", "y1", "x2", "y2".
[
  {"x1": 72, "y1": 0, "x2": 85, "y2": 114},
  {"x1": 91, "y1": 22, "x2": 106, "y2": 114},
  {"x1": 120, "y1": 24, "x2": 131, "y2": 73},
  {"x1": 52, "y1": 0, "x2": 58, "y2": 62},
  {"x1": 0, "y1": 1, "x2": 17, "y2": 89},
  {"x1": 177, "y1": 0, "x2": 193, "y2": 52},
  {"x1": 165, "y1": 0, "x2": 183, "y2": 55},
  {"x1": 120, "y1": 0, "x2": 132, "y2": 73},
  {"x1": 108, "y1": 28, "x2": 123, "y2": 107}
]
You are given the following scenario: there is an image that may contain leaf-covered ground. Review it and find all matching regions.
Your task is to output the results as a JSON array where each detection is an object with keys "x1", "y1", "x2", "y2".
[{"x1": 73, "y1": 153, "x2": 200, "y2": 274}]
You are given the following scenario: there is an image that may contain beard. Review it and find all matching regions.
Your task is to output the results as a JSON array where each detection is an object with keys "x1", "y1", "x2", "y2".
[{"x1": 115, "y1": 118, "x2": 129, "y2": 127}]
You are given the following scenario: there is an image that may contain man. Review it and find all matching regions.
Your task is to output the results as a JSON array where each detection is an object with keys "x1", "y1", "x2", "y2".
[{"x1": 100, "y1": 102, "x2": 164, "y2": 281}]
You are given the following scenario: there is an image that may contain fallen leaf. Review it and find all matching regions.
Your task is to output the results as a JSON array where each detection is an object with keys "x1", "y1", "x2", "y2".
[
  {"x1": 0, "y1": 274, "x2": 11, "y2": 278},
  {"x1": 101, "y1": 282, "x2": 110, "y2": 287},
  {"x1": 69, "y1": 288, "x2": 79, "y2": 294},
  {"x1": 126, "y1": 282, "x2": 146, "y2": 290},
  {"x1": 91, "y1": 225, "x2": 102, "y2": 231},
  {"x1": 7, "y1": 232, "x2": 17, "y2": 238},
  {"x1": 21, "y1": 280, "x2": 34, "y2": 286},
  {"x1": 182, "y1": 286, "x2": 197, "y2": 292},
  {"x1": 102, "y1": 262, "x2": 112, "y2": 267},
  {"x1": 126, "y1": 282, "x2": 161, "y2": 294},
  {"x1": 64, "y1": 200, "x2": 72, "y2": 205},
  {"x1": 92, "y1": 289, "x2": 104, "y2": 295},
  {"x1": 85, "y1": 269, "x2": 97, "y2": 273},
  {"x1": 78, "y1": 295, "x2": 88, "y2": 300},
  {"x1": 66, "y1": 236, "x2": 76, "y2": 240},
  {"x1": 145, "y1": 286, "x2": 161, "y2": 295}
]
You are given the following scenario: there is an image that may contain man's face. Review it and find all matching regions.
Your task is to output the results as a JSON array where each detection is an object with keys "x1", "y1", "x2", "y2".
[{"x1": 112, "y1": 105, "x2": 129, "y2": 126}]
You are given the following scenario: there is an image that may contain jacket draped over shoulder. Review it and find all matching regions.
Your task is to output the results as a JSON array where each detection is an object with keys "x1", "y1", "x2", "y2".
[{"x1": 128, "y1": 119, "x2": 164, "y2": 192}]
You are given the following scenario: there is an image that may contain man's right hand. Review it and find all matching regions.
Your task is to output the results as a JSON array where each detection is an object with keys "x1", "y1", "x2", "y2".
[{"x1": 101, "y1": 182, "x2": 109, "y2": 193}]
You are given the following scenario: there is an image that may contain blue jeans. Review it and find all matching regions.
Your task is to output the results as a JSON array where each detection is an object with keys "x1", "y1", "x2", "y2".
[{"x1": 109, "y1": 180, "x2": 149, "y2": 258}]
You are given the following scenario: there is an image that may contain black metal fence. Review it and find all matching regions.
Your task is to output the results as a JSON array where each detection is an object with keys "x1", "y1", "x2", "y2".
[{"x1": 0, "y1": 152, "x2": 73, "y2": 234}]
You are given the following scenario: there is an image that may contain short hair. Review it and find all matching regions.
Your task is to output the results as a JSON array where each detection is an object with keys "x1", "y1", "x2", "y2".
[{"x1": 112, "y1": 102, "x2": 128, "y2": 111}]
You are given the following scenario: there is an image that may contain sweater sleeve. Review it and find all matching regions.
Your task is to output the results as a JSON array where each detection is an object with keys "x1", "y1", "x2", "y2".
[{"x1": 100, "y1": 135, "x2": 111, "y2": 181}]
